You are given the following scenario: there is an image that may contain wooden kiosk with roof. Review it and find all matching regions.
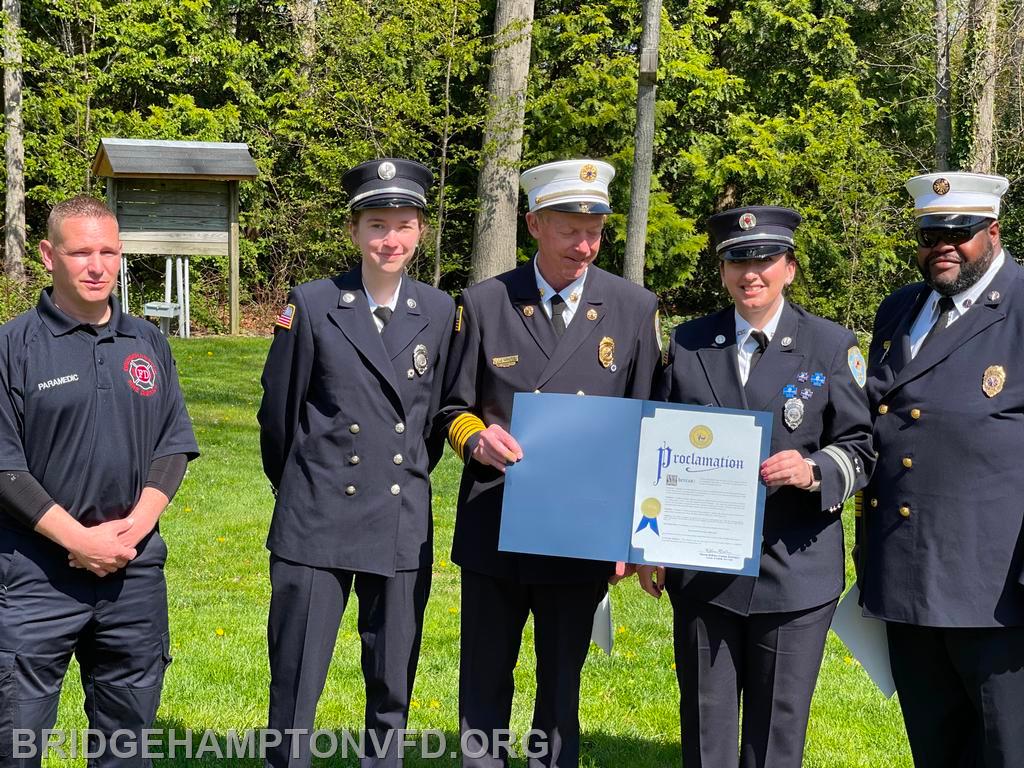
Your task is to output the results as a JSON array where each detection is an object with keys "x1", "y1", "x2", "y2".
[{"x1": 91, "y1": 138, "x2": 258, "y2": 335}]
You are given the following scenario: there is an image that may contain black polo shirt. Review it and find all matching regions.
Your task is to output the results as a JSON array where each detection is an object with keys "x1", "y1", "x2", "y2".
[{"x1": 0, "y1": 289, "x2": 199, "y2": 528}]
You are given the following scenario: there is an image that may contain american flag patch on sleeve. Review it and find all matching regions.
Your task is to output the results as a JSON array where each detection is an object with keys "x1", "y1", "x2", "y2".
[{"x1": 275, "y1": 303, "x2": 296, "y2": 330}]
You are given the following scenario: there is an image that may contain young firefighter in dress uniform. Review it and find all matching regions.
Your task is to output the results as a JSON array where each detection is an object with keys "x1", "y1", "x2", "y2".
[
  {"x1": 258, "y1": 159, "x2": 455, "y2": 768},
  {"x1": 438, "y1": 159, "x2": 662, "y2": 768},
  {"x1": 0, "y1": 196, "x2": 198, "y2": 767},
  {"x1": 637, "y1": 207, "x2": 874, "y2": 768},
  {"x1": 859, "y1": 172, "x2": 1024, "y2": 767}
]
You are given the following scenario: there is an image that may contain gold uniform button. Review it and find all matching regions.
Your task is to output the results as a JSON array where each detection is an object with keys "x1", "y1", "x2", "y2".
[
  {"x1": 878, "y1": 404, "x2": 888, "y2": 415},
  {"x1": 870, "y1": 498, "x2": 878, "y2": 508},
  {"x1": 899, "y1": 505, "x2": 911, "y2": 518},
  {"x1": 345, "y1": 485, "x2": 357, "y2": 496},
  {"x1": 395, "y1": 422, "x2": 405, "y2": 434},
  {"x1": 393, "y1": 454, "x2": 403, "y2": 465},
  {"x1": 349, "y1": 455, "x2": 360, "y2": 465},
  {"x1": 349, "y1": 423, "x2": 361, "y2": 434},
  {"x1": 910, "y1": 408, "x2": 921, "y2": 420},
  {"x1": 902, "y1": 457, "x2": 913, "y2": 468},
  {"x1": 390, "y1": 484, "x2": 401, "y2": 495}
]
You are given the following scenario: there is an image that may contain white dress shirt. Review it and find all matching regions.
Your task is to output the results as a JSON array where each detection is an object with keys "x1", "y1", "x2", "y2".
[
  {"x1": 735, "y1": 300, "x2": 786, "y2": 386},
  {"x1": 365, "y1": 276, "x2": 402, "y2": 333},
  {"x1": 534, "y1": 258, "x2": 587, "y2": 328}
]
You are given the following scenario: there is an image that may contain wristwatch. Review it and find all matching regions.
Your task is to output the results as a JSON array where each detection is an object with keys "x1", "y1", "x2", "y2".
[{"x1": 804, "y1": 459, "x2": 821, "y2": 491}]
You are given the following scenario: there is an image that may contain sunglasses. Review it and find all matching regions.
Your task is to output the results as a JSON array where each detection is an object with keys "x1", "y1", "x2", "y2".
[{"x1": 915, "y1": 220, "x2": 990, "y2": 248}]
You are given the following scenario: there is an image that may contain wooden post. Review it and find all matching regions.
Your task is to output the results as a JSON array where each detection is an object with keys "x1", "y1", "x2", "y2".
[
  {"x1": 107, "y1": 178, "x2": 128, "y2": 305},
  {"x1": 229, "y1": 180, "x2": 240, "y2": 335}
]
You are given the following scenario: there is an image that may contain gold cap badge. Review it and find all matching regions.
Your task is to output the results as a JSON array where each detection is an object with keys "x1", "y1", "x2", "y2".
[
  {"x1": 580, "y1": 163, "x2": 598, "y2": 182},
  {"x1": 932, "y1": 178, "x2": 951, "y2": 195}
]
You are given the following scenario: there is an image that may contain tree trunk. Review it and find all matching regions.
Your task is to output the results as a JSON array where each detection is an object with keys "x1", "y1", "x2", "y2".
[
  {"x1": 433, "y1": 2, "x2": 459, "y2": 288},
  {"x1": 623, "y1": 0, "x2": 662, "y2": 286},
  {"x1": 470, "y1": 0, "x2": 534, "y2": 284},
  {"x1": 291, "y1": 0, "x2": 318, "y2": 70},
  {"x1": 1010, "y1": 2, "x2": 1024, "y2": 148},
  {"x1": 967, "y1": 0, "x2": 998, "y2": 173},
  {"x1": 3, "y1": 0, "x2": 26, "y2": 283},
  {"x1": 934, "y1": 0, "x2": 952, "y2": 171}
]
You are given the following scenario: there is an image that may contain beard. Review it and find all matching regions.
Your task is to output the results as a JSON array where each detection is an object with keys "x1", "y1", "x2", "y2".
[{"x1": 919, "y1": 237, "x2": 996, "y2": 297}]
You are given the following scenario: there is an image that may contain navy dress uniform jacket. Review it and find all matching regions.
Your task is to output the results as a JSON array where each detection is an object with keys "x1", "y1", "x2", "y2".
[
  {"x1": 661, "y1": 302, "x2": 875, "y2": 614},
  {"x1": 258, "y1": 266, "x2": 456, "y2": 576},
  {"x1": 860, "y1": 256, "x2": 1024, "y2": 627},
  {"x1": 438, "y1": 260, "x2": 662, "y2": 585}
]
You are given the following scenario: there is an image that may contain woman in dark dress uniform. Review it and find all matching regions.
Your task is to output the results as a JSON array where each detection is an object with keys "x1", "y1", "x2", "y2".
[
  {"x1": 638, "y1": 206, "x2": 874, "y2": 768},
  {"x1": 258, "y1": 158, "x2": 456, "y2": 768}
]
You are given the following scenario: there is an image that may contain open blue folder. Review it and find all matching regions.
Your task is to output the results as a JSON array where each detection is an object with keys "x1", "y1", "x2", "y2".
[{"x1": 498, "y1": 392, "x2": 773, "y2": 576}]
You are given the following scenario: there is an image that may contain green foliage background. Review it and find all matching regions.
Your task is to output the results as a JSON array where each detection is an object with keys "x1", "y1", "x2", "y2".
[{"x1": 4, "y1": 0, "x2": 1021, "y2": 332}]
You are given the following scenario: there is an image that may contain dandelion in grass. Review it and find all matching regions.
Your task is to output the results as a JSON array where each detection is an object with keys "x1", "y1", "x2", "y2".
[{"x1": 215, "y1": 628, "x2": 225, "y2": 637}]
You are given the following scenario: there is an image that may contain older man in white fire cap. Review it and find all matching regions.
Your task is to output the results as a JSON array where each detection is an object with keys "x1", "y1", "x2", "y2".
[
  {"x1": 437, "y1": 159, "x2": 661, "y2": 767},
  {"x1": 858, "y1": 171, "x2": 1024, "y2": 768}
]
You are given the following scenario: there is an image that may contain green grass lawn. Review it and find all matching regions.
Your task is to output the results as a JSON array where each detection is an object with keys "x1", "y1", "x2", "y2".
[{"x1": 45, "y1": 336, "x2": 911, "y2": 766}]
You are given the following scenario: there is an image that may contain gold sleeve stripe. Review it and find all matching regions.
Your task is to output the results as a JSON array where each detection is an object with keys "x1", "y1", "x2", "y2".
[
  {"x1": 448, "y1": 413, "x2": 485, "y2": 458},
  {"x1": 854, "y1": 491, "x2": 864, "y2": 518},
  {"x1": 451, "y1": 417, "x2": 484, "y2": 447}
]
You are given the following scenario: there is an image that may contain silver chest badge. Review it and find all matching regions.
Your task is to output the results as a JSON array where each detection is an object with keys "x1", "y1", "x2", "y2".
[
  {"x1": 783, "y1": 397, "x2": 804, "y2": 431},
  {"x1": 413, "y1": 344, "x2": 429, "y2": 375}
]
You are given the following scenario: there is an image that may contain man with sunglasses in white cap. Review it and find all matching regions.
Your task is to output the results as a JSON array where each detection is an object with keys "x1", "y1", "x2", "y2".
[
  {"x1": 438, "y1": 159, "x2": 661, "y2": 767},
  {"x1": 858, "y1": 171, "x2": 1024, "y2": 767}
]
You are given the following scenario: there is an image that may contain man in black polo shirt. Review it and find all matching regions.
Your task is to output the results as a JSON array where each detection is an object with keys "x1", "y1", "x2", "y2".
[{"x1": 0, "y1": 196, "x2": 198, "y2": 767}]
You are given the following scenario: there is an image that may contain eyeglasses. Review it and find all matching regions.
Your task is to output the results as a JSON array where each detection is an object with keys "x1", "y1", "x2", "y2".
[{"x1": 915, "y1": 220, "x2": 990, "y2": 248}]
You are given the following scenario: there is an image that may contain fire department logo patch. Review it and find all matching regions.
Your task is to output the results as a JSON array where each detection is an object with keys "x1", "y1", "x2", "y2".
[{"x1": 123, "y1": 353, "x2": 158, "y2": 396}]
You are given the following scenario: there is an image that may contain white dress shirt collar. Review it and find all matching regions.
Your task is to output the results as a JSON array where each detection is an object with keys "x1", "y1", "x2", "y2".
[
  {"x1": 534, "y1": 257, "x2": 587, "y2": 324},
  {"x1": 365, "y1": 277, "x2": 402, "y2": 332}
]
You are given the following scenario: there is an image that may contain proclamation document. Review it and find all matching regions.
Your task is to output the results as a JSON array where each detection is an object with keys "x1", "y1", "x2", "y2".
[
  {"x1": 630, "y1": 406, "x2": 768, "y2": 575},
  {"x1": 499, "y1": 393, "x2": 771, "y2": 576}
]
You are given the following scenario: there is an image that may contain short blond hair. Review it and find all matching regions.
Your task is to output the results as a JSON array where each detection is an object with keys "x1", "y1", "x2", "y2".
[{"x1": 47, "y1": 195, "x2": 117, "y2": 243}]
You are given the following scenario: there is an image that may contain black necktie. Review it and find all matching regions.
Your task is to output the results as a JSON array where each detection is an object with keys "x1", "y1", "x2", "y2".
[
  {"x1": 919, "y1": 296, "x2": 955, "y2": 351},
  {"x1": 550, "y1": 294, "x2": 567, "y2": 337},
  {"x1": 749, "y1": 329, "x2": 769, "y2": 371},
  {"x1": 373, "y1": 306, "x2": 393, "y2": 329}
]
